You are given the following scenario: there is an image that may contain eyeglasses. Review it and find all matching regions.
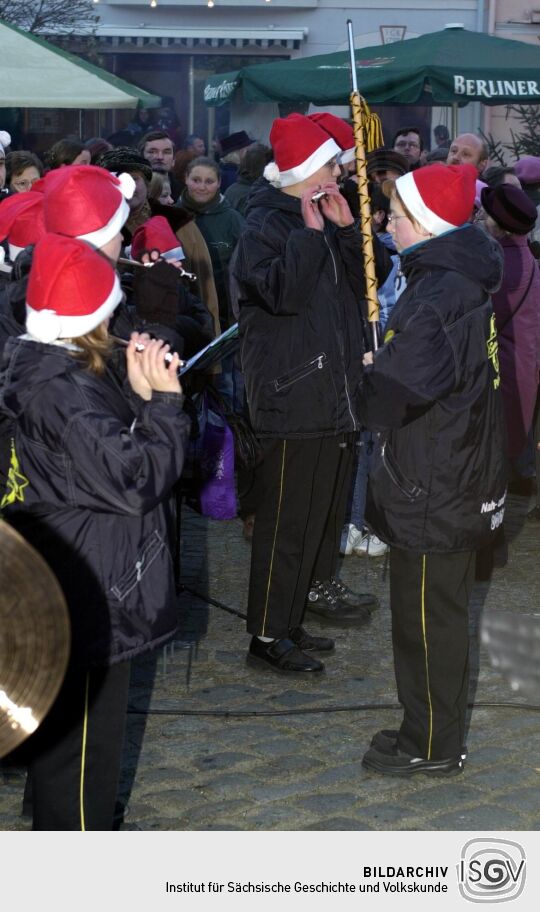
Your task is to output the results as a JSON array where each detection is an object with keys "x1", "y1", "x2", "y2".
[
  {"x1": 387, "y1": 213, "x2": 408, "y2": 224},
  {"x1": 395, "y1": 141, "x2": 420, "y2": 149}
]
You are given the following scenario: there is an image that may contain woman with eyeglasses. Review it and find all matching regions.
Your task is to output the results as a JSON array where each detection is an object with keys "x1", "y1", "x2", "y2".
[
  {"x1": 358, "y1": 163, "x2": 507, "y2": 778},
  {"x1": 5, "y1": 150, "x2": 43, "y2": 193}
]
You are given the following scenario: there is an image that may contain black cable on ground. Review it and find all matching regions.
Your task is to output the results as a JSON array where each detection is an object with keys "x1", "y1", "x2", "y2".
[
  {"x1": 127, "y1": 701, "x2": 540, "y2": 718},
  {"x1": 181, "y1": 584, "x2": 247, "y2": 621},
  {"x1": 159, "y1": 589, "x2": 540, "y2": 717}
]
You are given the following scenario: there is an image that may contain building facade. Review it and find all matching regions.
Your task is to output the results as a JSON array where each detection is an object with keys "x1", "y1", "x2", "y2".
[{"x1": 26, "y1": 1, "x2": 540, "y2": 160}]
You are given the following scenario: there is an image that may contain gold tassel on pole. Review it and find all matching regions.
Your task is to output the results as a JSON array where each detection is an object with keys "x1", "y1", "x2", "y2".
[{"x1": 347, "y1": 20, "x2": 381, "y2": 349}]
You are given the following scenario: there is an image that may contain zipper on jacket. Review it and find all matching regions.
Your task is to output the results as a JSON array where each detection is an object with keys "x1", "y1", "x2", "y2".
[
  {"x1": 324, "y1": 234, "x2": 358, "y2": 430},
  {"x1": 324, "y1": 234, "x2": 339, "y2": 285},
  {"x1": 381, "y1": 440, "x2": 425, "y2": 501},
  {"x1": 343, "y1": 371, "x2": 357, "y2": 431},
  {"x1": 273, "y1": 353, "x2": 327, "y2": 391}
]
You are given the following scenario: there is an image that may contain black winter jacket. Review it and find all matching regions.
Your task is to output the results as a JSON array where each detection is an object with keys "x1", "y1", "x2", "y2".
[
  {"x1": 0, "y1": 338, "x2": 190, "y2": 666},
  {"x1": 233, "y1": 181, "x2": 390, "y2": 438},
  {"x1": 357, "y1": 224, "x2": 507, "y2": 552}
]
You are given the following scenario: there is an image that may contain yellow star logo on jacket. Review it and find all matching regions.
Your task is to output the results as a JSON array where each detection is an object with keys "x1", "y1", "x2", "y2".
[
  {"x1": 1, "y1": 440, "x2": 29, "y2": 510},
  {"x1": 486, "y1": 313, "x2": 500, "y2": 390}
]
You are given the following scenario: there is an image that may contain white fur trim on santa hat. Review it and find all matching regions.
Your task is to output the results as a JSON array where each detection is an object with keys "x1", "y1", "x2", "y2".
[
  {"x1": 0, "y1": 130, "x2": 11, "y2": 155},
  {"x1": 279, "y1": 137, "x2": 340, "y2": 187},
  {"x1": 8, "y1": 243, "x2": 24, "y2": 262},
  {"x1": 26, "y1": 273, "x2": 123, "y2": 343},
  {"x1": 116, "y1": 172, "x2": 136, "y2": 200},
  {"x1": 162, "y1": 246, "x2": 185, "y2": 262},
  {"x1": 396, "y1": 170, "x2": 457, "y2": 236},
  {"x1": 272, "y1": 137, "x2": 341, "y2": 188},
  {"x1": 339, "y1": 147, "x2": 356, "y2": 165},
  {"x1": 77, "y1": 197, "x2": 130, "y2": 250}
]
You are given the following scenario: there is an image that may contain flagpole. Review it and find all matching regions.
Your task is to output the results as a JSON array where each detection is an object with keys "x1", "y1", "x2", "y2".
[{"x1": 347, "y1": 19, "x2": 380, "y2": 350}]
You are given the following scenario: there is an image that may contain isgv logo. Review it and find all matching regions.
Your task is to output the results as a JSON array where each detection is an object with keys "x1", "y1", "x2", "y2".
[{"x1": 458, "y1": 838, "x2": 526, "y2": 903}]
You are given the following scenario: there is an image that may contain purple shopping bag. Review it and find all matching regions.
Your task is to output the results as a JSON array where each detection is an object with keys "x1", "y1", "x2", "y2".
[{"x1": 198, "y1": 402, "x2": 237, "y2": 520}]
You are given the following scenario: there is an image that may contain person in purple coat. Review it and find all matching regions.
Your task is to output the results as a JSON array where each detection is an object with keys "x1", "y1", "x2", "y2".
[{"x1": 480, "y1": 184, "x2": 540, "y2": 462}]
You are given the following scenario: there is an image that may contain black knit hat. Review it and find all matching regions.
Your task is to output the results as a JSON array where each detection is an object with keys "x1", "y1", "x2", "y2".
[
  {"x1": 97, "y1": 146, "x2": 153, "y2": 184},
  {"x1": 366, "y1": 147, "x2": 408, "y2": 177},
  {"x1": 481, "y1": 183, "x2": 537, "y2": 235}
]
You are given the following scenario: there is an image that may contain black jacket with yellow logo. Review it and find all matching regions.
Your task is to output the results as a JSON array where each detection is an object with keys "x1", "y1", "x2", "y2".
[
  {"x1": 0, "y1": 337, "x2": 189, "y2": 665},
  {"x1": 357, "y1": 224, "x2": 507, "y2": 552}
]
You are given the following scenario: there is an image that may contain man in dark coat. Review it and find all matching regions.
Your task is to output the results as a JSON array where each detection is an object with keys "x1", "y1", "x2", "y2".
[
  {"x1": 233, "y1": 114, "x2": 390, "y2": 675},
  {"x1": 358, "y1": 163, "x2": 507, "y2": 776}
]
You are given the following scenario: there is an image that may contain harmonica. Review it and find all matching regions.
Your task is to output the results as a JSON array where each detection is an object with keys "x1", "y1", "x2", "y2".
[{"x1": 111, "y1": 336, "x2": 184, "y2": 367}]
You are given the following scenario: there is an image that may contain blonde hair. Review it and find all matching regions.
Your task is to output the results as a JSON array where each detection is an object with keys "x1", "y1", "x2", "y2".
[
  {"x1": 148, "y1": 171, "x2": 165, "y2": 201},
  {"x1": 71, "y1": 323, "x2": 113, "y2": 375}
]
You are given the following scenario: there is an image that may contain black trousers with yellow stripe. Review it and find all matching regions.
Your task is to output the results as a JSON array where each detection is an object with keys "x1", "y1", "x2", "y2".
[
  {"x1": 389, "y1": 548, "x2": 475, "y2": 761},
  {"x1": 28, "y1": 661, "x2": 131, "y2": 830},
  {"x1": 247, "y1": 434, "x2": 355, "y2": 638}
]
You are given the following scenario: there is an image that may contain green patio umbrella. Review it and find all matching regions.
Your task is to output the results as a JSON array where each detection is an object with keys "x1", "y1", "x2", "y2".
[
  {"x1": 0, "y1": 18, "x2": 160, "y2": 108},
  {"x1": 204, "y1": 26, "x2": 540, "y2": 108}
]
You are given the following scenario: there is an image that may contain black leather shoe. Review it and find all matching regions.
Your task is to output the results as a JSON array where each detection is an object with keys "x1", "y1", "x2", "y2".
[
  {"x1": 246, "y1": 636, "x2": 324, "y2": 674},
  {"x1": 289, "y1": 626, "x2": 335, "y2": 652},
  {"x1": 362, "y1": 743, "x2": 464, "y2": 777},
  {"x1": 306, "y1": 581, "x2": 372, "y2": 626},
  {"x1": 370, "y1": 729, "x2": 400, "y2": 751},
  {"x1": 370, "y1": 729, "x2": 468, "y2": 760},
  {"x1": 328, "y1": 578, "x2": 378, "y2": 612}
]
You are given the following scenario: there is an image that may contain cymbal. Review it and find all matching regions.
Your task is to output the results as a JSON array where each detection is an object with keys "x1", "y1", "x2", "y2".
[{"x1": 0, "y1": 520, "x2": 70, "y2": 759}]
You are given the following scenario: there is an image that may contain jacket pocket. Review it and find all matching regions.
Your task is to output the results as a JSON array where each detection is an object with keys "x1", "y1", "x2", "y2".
[
  {"x1": 381, "y1": 440, "x2": 426, "y2": 501},
  {"x1": 110, "y1": 530, "x2": 165, "y2": 602},
  {"x1": 272, "y1": 352, "x2": 327, "y2": 392}
]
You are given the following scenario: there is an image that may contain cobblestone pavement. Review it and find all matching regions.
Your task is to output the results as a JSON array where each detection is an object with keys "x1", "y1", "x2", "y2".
[{"x1": 1, "y1": 493, "x2": 539, "y2": 831}]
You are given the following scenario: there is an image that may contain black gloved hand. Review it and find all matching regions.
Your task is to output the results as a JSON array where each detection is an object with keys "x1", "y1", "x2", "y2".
[{"x1": 132, "y1": 258, "x2": 180, "y2": 328}]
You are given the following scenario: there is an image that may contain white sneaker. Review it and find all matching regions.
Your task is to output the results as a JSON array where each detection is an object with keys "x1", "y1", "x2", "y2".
[
  {"x1": 340, "y1": 523, "x2": 363, "y2": 556},
  {"x1": 353, "y1": 532, "x2": 389, "y2": 557}
]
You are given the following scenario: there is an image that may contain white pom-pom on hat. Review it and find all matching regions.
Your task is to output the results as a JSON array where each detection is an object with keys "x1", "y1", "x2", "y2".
[
  {"x1": 0, "y1": 130, "x2": 11, "y2": 154},
  {"x1": 263, "y1": 161, "x2": 282, "y2": 188},
  {"x1": 26, "y1": 309, "x2": 62, "y2": 344},
  {"x1": 117, "y1": 171, "x2": 135, "y2": 200}
]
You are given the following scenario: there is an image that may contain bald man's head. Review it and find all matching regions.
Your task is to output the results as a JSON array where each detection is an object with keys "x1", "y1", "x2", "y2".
[{"x1": 446, "y1": 133, "x2": 489, "y2": 175}]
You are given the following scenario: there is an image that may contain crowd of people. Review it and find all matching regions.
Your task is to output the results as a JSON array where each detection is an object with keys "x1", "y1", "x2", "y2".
[{"x1": 0, "y1": 105, "x2": 539, "y2": 827}]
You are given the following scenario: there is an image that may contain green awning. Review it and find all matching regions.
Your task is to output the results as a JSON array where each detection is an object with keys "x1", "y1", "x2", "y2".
[
  {"x1": 204, "y1": 70, "x2": 241, "y2": 107},
  {"x1": 0, "y1": 18, "x2": 160, "y2": 109},
  {"x1": 204, "y1": 27, "x2": 540, "y2": 108}
]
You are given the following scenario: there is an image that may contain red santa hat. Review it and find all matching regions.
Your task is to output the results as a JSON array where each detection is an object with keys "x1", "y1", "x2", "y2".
[
  {"x1": 263, "y1": 113, "x2": 340, "y2": 188},
  {"x1": 308, "y1": 113, "x2": 355, "y2": 164},
  {"x1": 131, "y1": 216, "x2": 185, "y2": 262},
  {"x1": 0, "y1": 191, "x2": 46, "y2": 262},
  {"x1": 26, "y1": 234, "x2": 123, "y2": 343},
  {"x1": 395, "y1": 163, "x2": 477, "y2": 236},
  {"x1": 37, "y1": 165, "x2": 134, "y2": 249}
]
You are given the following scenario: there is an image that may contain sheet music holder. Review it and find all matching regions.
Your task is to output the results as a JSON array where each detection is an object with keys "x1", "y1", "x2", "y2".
[{"x1": 180, "y1": 322, "x2": 239, "y2": 375}]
